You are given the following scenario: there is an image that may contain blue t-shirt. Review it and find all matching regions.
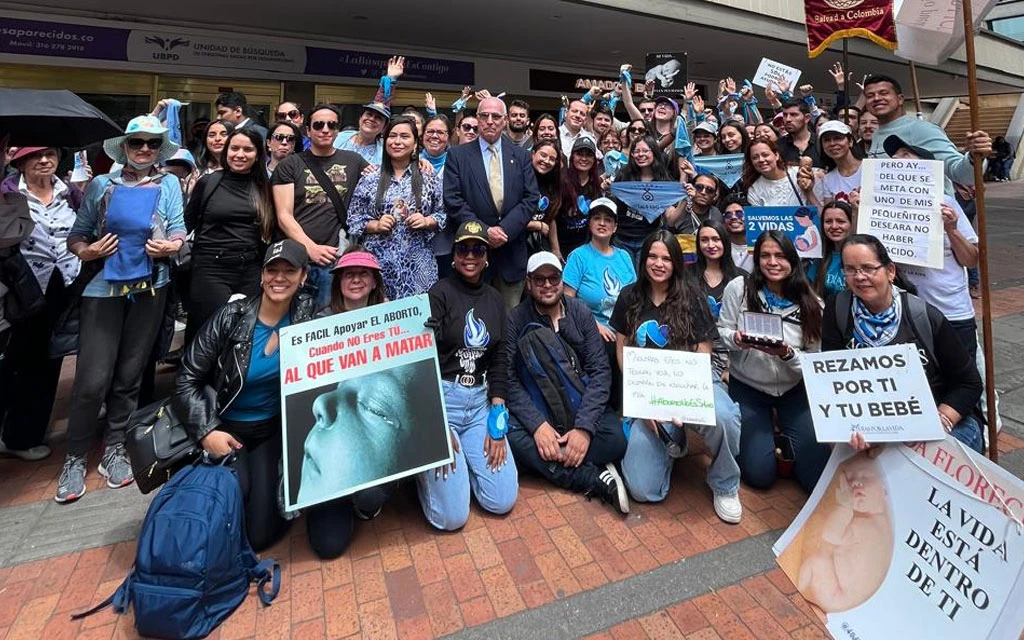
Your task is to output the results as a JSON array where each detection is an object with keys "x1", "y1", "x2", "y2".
[
  {"x1": 222, "y1": 315, "x2": 291, "y2": 422},
  {"x1": 563, "y1": 243, "x2": 637, "y2": 328},
  {"x1": 807, "y1": 253, "x2": 846, "y2": 298}
]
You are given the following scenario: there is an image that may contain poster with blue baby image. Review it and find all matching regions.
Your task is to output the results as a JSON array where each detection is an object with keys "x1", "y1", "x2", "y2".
[
  {"x1": 279, "y1": 295, "x2": 452, "y2": 512},
  {"x1": 744, "y1": 206, "x2": 822, "y2": 259}
]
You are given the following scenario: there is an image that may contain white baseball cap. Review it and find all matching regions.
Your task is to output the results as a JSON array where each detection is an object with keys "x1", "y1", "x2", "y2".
[
  {"x1": 527, "y1": 251, "x2": 563, "y2": 274},
  {"x1": 817, "y1": 120, "x2": 852, "y2": 138}
]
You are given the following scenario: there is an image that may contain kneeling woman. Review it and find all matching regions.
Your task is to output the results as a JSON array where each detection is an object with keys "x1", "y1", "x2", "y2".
[
  {"x1": 826, "y1": 235, "x2": 983, "y2": 452},
  {"x1": 718, "y1": 231, "x2": 830, "y2": 493},
  {"x1": 417, "y1": 221, "x2": 518, "y2": 530},
  {"x1": 611, "y1": 230, "x2": 742, "y2": 524},
  {"x1": 175, "y1": 239, "x2": 315, "y2": 552}
]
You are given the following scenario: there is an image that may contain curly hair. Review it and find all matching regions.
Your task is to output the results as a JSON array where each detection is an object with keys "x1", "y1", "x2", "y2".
[{"x1": 621, "y1": 230, "x2": 708, "y2": 350}]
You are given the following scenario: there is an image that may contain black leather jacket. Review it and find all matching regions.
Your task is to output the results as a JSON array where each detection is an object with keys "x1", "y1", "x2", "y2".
[{"x1": 173, "y1": 293, "x2": 315, "y2": 441}]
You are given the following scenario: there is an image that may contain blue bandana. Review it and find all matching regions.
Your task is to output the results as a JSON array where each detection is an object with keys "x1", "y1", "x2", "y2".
[
  {"x1": 761, "y1": 286, "x2": 795, "y2": 312},
  {"x1": 852, "y1": 289, "x2": 903, "y2": 347}
]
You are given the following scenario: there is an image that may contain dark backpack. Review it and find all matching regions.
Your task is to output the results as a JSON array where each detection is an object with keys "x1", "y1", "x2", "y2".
[
  {"x1": 515, "y1": 322, "x2": 588, "y2": 435},
  {"x1": 835, "y1": 290, "x2": 935, "y2": 364},
  {"x1": 73, "y1": 456, "x2": 281, "y2": 639}
]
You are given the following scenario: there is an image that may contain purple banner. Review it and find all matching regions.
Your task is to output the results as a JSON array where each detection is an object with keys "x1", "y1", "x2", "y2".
[
  {"x1": 0, "y1": 18, "x2": 128, "y2": 61},
  {"x1": 305, "y1": 48, "x2": 474, "y2": 86}
]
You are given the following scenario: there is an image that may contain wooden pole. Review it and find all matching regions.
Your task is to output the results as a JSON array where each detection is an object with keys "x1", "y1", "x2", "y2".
[
  {"x1": 908, "y1": 61, "x2": 924, "y2": 118},
  {"x1": 960, "y1": 0, "x2": 999, "y2": 462}
]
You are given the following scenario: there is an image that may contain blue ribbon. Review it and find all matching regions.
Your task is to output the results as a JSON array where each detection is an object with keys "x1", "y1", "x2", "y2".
[{"x1": 609, "y1": 181, "x2": 687, "y2": 223}]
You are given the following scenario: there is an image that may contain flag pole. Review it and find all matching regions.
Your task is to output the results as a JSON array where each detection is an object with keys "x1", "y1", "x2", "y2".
[
  {"x1": 842, "y1": 38, "x2": 851, "y2": 110},
  {"x1": 959, "y1": 0, "x2": 999, "y2": 462},
  {"x1": 908, "y1": 61, "x2": 924, "y2": 118}
]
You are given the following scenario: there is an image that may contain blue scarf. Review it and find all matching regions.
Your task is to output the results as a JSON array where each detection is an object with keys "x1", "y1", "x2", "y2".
[
  {"x1": 694, "y1": 154, "x2": 744, "y2": 187},
  {"x1": 852, "y1": 289, "x2": 903, "y2": 347},
  {"x1": 761, "y1": 285, "x2": 795, "y2": 312},
  {"x1": 609, "y1": 181, "x2": 688, "y2": 223},
  {"x1": 421, "y1": 149, "x2": 447, "y2": 175}
]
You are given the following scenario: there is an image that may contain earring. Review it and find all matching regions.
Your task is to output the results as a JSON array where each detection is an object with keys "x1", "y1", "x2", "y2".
[
  {"x1": 484, "y1": 261, "x2": 490, "y2": 268},
  {"x1": 451, "y1": 262, "x2": 456, "y2": 269}
]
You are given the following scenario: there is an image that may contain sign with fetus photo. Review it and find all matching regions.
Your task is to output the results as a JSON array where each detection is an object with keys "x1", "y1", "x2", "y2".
[
  {"x1": 775, "y1": 440, "x2": 1024, "y2": 640},
  {"x1": 279, "y1": 294, "x2": 452, "y2": 512}
]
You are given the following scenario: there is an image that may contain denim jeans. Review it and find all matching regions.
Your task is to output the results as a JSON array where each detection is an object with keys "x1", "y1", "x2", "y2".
[
  {"x1": 416, "y1": 382, "x2": 518, "y2": 531},
  {"x1": 951, "y1": 414, "x2": 984, "y2": 454},
  {"x1": 305, "y1": 263, "x2": 334, "y2": 312},
  {"x1": 729, "y1": 377, "x2": 830, "y2": 493},
  {"x1": 621, "y1": 382, "x2": 741, "y2": 502}
]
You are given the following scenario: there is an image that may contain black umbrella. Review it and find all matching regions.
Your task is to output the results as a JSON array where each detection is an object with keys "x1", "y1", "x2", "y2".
[{"x1": 0, "y1": 88, "x2": 123, "y2": 148}]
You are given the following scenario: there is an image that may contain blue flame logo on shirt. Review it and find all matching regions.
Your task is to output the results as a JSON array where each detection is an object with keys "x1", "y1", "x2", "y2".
[
  {"x1": 602, "y1": 268, "x2": 621, "y2": 298},
  {"x1": 538, "y1": 196, "x2": 550, "y2": 212},
  {"x1": 463, "y1": 309, "x2": 490, "y2": 348},
  {"x1": 706, "y1": 295, "x2": 722, "y2": 319},
  {"x1": 577, "y1": 195, "x2": 591, "y2": 217},
  {"x1": 636, "y1": 320, "x2": 670, "y2": 348}
]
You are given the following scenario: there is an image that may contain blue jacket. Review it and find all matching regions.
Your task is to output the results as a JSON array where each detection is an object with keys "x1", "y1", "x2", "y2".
[{"x1": 443, "y1": 140, "x2": 539, "y2": 282}]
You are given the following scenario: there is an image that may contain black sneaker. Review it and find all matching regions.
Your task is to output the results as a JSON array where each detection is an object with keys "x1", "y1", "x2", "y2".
[{"x1": 588, "y1": 463, "x2": 629, "y2": 514}]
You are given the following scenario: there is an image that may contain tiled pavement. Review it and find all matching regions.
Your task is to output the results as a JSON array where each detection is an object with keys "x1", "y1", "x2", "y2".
[{"x1": 2, "y1": 181, "x2": 1024, "y2": 639}]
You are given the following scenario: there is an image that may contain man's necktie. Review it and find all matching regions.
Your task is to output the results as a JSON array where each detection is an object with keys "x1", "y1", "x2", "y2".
[{"x1": 488, "y1": 144, "x2": 504, "y2": 212}]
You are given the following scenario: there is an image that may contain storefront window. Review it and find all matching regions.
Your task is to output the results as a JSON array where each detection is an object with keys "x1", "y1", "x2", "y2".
[{"x1": 990, "y1": 16, "x2": 1024, "y2": 42}]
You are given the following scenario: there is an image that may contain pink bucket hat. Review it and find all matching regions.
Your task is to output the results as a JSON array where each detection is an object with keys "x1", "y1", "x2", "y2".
[{"x1": 332, "y1": 250, "x2": 381, "y2": 272}]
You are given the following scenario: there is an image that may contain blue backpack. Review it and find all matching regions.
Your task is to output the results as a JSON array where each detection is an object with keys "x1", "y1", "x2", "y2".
[{"x1": 73, "y1": 456, "x2": 281, "y2": 639}]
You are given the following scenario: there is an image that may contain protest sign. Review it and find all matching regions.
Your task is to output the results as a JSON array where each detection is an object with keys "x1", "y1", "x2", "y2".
[
  {"x1": 610, "y1": 181, "x2": 687, "y2": 223},
  {"x1": 858, "y1": 158, "x2": 944, "y2": 269},
  {"x1": 775, "y1": 440, "x2": 1024, "y2": 640},
  {"x1": 745, "y1": 206, "x2": 822, "y2": 258},
  {"x1": 622, "y1": 347, "x2": 715, "y2": 425},
  {"x1": 279, "y1": 294, "x2": 452, "y2": 512},
  {"x1": 752, "y1": 57, "x2": 802, "y2": 90},
  {"x1": 644, "y1": 52, "x2": 687, "y2": 96},
  {"x1": 802, "y1": 344, "x2": 944, "y2": 443}
]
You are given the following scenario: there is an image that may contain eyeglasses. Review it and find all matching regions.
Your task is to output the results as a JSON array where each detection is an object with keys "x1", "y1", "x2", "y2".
[
  {"x1": 276, "y1": 110, "x2": 300, "y2": 120},
  {"x1": 454, "y1": 244, "x2": 487, "y2": 257},
  {"x1": 529, "y1": 273, "x2": 562, "y2": 287},
  {"x1": 424, "y1": 129, "x2": 448, "y2": 137},
  {"x1": 477, "y1": 113, "x2": 504, "y2": 121},
  {"x1": 125, "y1": 138, "x2": 163, "y2": 150},
  {"x1": 842, "y1": 264, "x2": 886, "y2": 277},
  {"x1": 271, "y1": 133, "x2": 296, "y2": 143},
  {"x1": 628, "y1": 127, "x2": 646, "y2": 134},
  {"x1": 311, "y1": 120, "x2": 340, "y2": 131},
  {"x1": 723, "y1": 211, "x2": 744, "y2": 220},
  {"x1": 694, "y1": 184, "x2": 717, "y2": 194},
  {"x1": 460, "y1": 124, "x2": 478, "y2": 133}
]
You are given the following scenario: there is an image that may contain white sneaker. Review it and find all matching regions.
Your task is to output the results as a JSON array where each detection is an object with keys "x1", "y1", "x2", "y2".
[
  {"x1": 714, "y1": 492, "x2": 742, "y2": 524},
  {"x1": 0, "y1": 441, "x2": 51, "y2": 461}
]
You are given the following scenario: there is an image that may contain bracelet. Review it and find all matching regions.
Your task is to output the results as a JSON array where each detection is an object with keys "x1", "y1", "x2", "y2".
[{"x1": 939, "y1": 413, "x2": 954, "y2": 432}]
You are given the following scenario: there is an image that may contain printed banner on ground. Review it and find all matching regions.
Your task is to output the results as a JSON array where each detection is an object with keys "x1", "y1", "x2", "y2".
[
  {"x1": 804, "y1": 0, "x2": 898, "y2": 58},
  {"x1": 644, "y1": 52, "x2": 687, "y2": 97},
  {"x1": 745, "y1": 206, "x2": 823, "y2": 258},
  {"x1": 858, "y1": 158, "x2": 943, "y2": 269},
  {"x1": 279, "y1": 295, "x2": 452, "y2": 512},
  {"x1": 610, "y1": 181, "x2": 687, "y2": 223},
  {"x1": 621, "y1": 347, "x2": 715, "y2": 425},
  {"x1": 752, "y1": 58, "x2": 802, "y2": 90},
  {"x1": 775, "y1": 441, "x2": 1024, "y2": 640},
  {"x1": 801, "y1": 344, "x2": 944, "y2": 443}
]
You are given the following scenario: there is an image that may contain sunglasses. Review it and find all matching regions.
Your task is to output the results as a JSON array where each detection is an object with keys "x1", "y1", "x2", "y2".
[
  {"x1": 311, "y1": 120, "x2": 340, "y2": 131},
  {"x1": 125, "y1": 138, "x2": 163, "y2": 150},
  {"x1": 460, "y1": 124, "x2": 478, "y2": 133},
  {"x1": 639, "y1": 107, "x2": 655, "y2": 113},
  {"x1": 271, "y1": 133, "x2": 296, "y2": 143},
  {"x1": 628, "y1": 127, "x2": 646, "y2": 134},
  {"x1": 276, "y1": 109, "x2": 300, "y2": 120},
  {"x1": 723, "y1": 211, "x2": 745, "y2": 220},
  {"x1": 454, "y1": 244, "x2": 487, "y2": 257},
  {"x1": 694, "y1": 184, "x2": 717, "y2": 194},
  {"x1": 529, "y1": 274, "x2": 562, "y2": 287}
]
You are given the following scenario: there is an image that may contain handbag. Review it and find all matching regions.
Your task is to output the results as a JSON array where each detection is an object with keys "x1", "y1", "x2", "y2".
[{"x1": 125, "y1": 398, "x2": 201, "y2": 494}]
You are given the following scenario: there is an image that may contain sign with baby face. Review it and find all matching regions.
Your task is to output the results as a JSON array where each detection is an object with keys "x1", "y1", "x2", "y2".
[
  {"x1": 802, "y1": 344, "x2": 945, "y2": 443},
  {"x1": 775, "y1": 441, "x2": 1024, "y2": 640}
]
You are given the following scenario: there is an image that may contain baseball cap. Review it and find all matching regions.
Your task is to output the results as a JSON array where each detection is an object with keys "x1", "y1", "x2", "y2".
[
  {"x1": 654, "y1": 96, "x2": 679, "y2": 114},
  {"x1": 817, "y1": 120, "x2": 852, "y2": 138},
  {"x1": 332, "y1": 250, "x2": 381, "y2": 272},
  {"x1": 263, "y1": 239, "x2": 308, "y2": 268},
  {"x1": 527, "y1": 251, "x2": 563, "y2": 275},
  {"x1": 453, "y1": 220, "x2": 490, "y2": 245},
  {"x1": 882, "y1": 135, "x2": 935, "y2": 160},
  {"x1": 572, "y1": 136, "x2": 597, "y2": 155},
  {"x1": 693, "y1": 121, "x2": 718, "y2": 136},
  {"x1": 589, "y1": 197, "x2": 619, "y2": 218}
]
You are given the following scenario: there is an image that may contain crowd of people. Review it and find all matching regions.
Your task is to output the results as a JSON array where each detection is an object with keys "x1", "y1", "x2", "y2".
[{"x1": 0, "y1": 56, "x2": 999, "y2": 562}]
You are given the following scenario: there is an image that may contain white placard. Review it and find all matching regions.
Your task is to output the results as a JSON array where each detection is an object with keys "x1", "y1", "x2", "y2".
[
  {"x1": 857, "y1": 158, "x2": 944, "y2": 269},
  {"x1": 621, "y1": 347, "x2": 715, "y2": 426},
  {"x1": 801, "y1": 344, "x2": 945, "y2": 443},
  {"x1": 752, "y1": 57, "x2": 802, "y2": 90}
]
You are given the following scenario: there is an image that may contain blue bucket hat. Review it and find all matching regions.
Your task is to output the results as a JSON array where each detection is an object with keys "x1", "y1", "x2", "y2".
[{"x1": 103, "y1": 115, "x2": 180, "y2": 166}]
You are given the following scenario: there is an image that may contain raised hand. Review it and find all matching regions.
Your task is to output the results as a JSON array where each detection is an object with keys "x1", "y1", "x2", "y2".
[
  {"x1": 829, "y1": 62, "x2": 846, "y2": 90},
  {"x1": 424, "y1": 92, "x2": 436, "y2": 112},
  {"x1": 684, "y1": 81, "x2": 697, "y2": 101},
  {"x1": 387, "y1": 56, "x2": 405, "y2": 79},
  {"x1": 724, "y1": 77, "x2": 737, "y2": 94}
]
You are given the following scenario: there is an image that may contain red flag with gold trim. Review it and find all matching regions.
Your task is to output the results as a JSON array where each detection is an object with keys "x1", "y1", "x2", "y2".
[{"x1": 805, "y1": 0, "x2": 898, "y2": 58}]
